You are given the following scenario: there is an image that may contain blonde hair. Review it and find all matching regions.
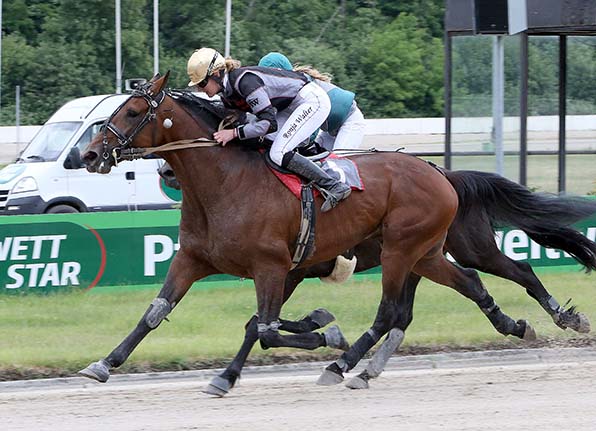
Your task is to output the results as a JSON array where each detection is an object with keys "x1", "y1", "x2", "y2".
[
  {"x1": 213, "y1": 57, "x2": 241, "y2": 75},
  {"x1": 294, "y1": 65, "x2": 333, "y2": 83}
]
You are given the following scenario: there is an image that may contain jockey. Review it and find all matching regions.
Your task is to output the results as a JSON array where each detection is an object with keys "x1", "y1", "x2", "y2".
[
  {"x1": 258, "y1": 52, "x2": 366, "y2": 151},
  {"x1": 187, "y1": 47, "x2": 351, "y2": 212}
]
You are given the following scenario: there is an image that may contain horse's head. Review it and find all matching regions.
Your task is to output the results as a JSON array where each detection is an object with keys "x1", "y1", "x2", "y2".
[{"x1": 82, "y1": 72, "x2": 174, "y2": 174}]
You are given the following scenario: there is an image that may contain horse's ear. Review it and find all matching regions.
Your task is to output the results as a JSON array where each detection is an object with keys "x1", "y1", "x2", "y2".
[{"x1": 154, "y1": 70, "x2": 170, "y2": 92}]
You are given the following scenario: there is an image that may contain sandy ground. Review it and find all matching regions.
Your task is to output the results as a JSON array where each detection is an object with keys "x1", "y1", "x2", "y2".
[{"x1": 2, "y1": 348, "x2": 596, "y2": 431}]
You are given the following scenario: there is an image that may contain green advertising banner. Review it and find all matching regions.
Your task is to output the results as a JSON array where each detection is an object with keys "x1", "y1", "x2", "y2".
[{"x1": 1, "y1": 210, "x2": 596, "y2": 293}]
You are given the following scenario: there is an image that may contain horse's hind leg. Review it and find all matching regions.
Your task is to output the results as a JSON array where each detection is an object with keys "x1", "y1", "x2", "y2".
[
  {"x1": 414, "y1": 252, "x2": 536, "y2": 341},
  {"x1": 345, "y1": 273, "x2": 421, "y2": 390},
  {"x1": 447, "y1": 223, "x2": 590, "y2": 333},
  {"x1": 79, "y1": 250, "x2": 215, "y2": 383},
  {"x1": 205, "y1": 268, "x2": 337, "y2": 396},
  {"x1": 317, "y1": 246, "x2": 415, "y2": 386},
  {"x1": 205, "y1": 266, "x2": 341, "y2": 397}
]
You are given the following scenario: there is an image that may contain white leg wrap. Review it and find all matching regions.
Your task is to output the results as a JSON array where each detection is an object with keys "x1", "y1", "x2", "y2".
[
  {"x1": 365, "y1": 329, "x2": 404, "y2": 378},
  {"x1": 320, "y1": 255, "x2": 357, "y2": 284}
]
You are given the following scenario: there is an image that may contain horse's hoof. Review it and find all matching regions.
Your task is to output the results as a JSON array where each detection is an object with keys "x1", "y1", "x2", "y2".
[
  {"x1": 324, "y1": 325, "x2": 350, "y2": 351},
  {"x1": 308, "y1": 308, "x2": 336, "y2": 328},
  {"x1": 555, "y1": 311, "x2": 591, "y2": 333},
  {"x1": 345, "y1": 375, "x2": 369, "y2": 390},
  {"x1": 78, "y1": 359, "x2": 111, "y2": 383},
  {"x1": 202, "y1": 375, "x2": 232, "y2": 398},
  {"x1": 519, "y1": 320, "x2": 537, "y2": 341},
  {"x1": 317, "y1": 368, "x2": 344, "y2": 386},
  {"x1": 575, "y1": 313, "x2": 591, "y2": 333}
]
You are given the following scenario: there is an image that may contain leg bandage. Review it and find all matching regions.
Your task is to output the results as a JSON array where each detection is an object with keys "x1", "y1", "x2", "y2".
[
  {"x1": 365, "y1": 329, "x2": 404, "y2": 378},
  {"x1": 145, "y1": 298, "x2": 172, "y2": 329}
]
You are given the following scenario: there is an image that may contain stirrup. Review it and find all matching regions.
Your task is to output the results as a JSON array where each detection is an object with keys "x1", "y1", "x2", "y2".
[{"x1": 319, "y1": 187, "x2": 351, "y2": 212}]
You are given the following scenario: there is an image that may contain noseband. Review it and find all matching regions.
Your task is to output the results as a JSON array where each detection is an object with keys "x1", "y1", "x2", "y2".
[{"x1": 101, "y1": 84, "x2": 166, "y2": 162}]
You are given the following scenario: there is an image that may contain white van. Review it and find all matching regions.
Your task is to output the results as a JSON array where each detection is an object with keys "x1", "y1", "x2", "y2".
[{"x1": 0, "y1": 94, "x2": 180, "y2": 214}]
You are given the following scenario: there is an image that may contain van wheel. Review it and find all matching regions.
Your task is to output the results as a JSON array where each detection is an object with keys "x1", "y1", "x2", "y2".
[{"x1": 46, "y1": 204, "x2": 79, "y2": 214}]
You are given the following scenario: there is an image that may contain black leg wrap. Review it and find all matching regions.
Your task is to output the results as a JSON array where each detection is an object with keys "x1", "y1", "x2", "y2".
[
  {"x1": 279, "y1": 317, "x2": 318, "y2": 334},
  {"x1": 337, "y1": 330, "x2": 378, "y2": 372}
]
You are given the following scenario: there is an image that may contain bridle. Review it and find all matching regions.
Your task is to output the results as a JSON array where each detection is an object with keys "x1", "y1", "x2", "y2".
[{"x1": 101, "y1": 82, "x2": 166, "y2": 162}]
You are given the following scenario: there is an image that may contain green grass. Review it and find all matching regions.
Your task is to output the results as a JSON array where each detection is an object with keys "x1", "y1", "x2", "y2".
[
  {"x1": 425, "y1": 154, "x2": 596, "y2": 195},
  {"x1": 1, "y1": 270, "x2": 595, "y2": 376}
]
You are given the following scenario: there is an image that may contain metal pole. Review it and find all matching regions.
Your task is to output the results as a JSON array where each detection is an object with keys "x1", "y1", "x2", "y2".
[
  {"x1": 225, "y1": 0, "x2": 232, "y2": 57},
  {"x1": 519, "y1": 32, "x2": 528, "y2": 186},
  {"x1": 15, "y1": 85, "x2": 20, "y2": 158},
  {"x1": 153, "y1": 0, "x2": 159, "y2": 75},
  {"x1": 492, "y1": 35, "x2": 505, "y2": 176},
  {"x1": 115, "y1": 0, "x2": 122, "y2": 93},
  {"x1": 558, "y1": 35, "x2": 567, "y2": 193},
  {"x1": 444, "y1": 33, "x2": 452, "y2": 170}
]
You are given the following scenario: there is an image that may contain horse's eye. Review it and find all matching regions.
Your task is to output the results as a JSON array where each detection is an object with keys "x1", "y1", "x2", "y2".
[{"x1": 127, "y1": 109, "x2": 140, "y2": 118}]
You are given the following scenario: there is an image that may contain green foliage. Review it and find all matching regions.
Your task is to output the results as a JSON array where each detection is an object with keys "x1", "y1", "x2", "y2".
[{"x1": 0, "y1": 1, "x2": 594, "y2": 125}]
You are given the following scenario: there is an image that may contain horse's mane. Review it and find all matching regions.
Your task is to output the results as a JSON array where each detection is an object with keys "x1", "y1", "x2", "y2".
[
  {"x1": 166, "y1": 89, "x2": 228, "y2": 131},
  {"x1": 164, "y1": 89, "x2": 272, "y2": 152}
]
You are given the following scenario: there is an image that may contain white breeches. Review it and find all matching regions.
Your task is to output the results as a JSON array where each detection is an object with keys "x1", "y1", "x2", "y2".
[
  {"x1": 267, "y1": 82, "x2": 331, "y2": 165},
  {"x1": 315, "y1": 106, "x2": 366, "y2": 151}
]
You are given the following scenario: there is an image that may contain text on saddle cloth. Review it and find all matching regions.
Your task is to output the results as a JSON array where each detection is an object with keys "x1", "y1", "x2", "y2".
[{"x1": 271, "y1": 154, "x2": 365, "y2": 199}]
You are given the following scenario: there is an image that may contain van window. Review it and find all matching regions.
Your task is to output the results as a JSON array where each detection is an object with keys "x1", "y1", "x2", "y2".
[
  {"x1": 19, "y1": 122, "x2": 81, "y2": 162},
  {"x1": 74, "y1": 122, "x2": 104, "y2": 153}
]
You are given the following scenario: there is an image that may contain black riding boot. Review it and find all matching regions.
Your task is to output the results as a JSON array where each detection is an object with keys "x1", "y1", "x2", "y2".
[{"x1": 282, "y1": 152, "x2": 351, "y2": 212}]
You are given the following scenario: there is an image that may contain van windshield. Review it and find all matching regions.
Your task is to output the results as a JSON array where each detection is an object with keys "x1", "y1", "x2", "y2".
[{"x1": 18, "y1": 122, "x2": 81, "y2": 163}]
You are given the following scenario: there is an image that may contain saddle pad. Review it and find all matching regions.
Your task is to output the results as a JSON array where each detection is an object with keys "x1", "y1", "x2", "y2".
[{"x1": 270, "y1": 154, "x2": 365, "y2": 199}]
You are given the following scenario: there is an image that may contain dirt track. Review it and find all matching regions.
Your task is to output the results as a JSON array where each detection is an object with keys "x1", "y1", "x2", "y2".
[{"x1": 2, "y1": 348, "x2": 596, "y2": 431}]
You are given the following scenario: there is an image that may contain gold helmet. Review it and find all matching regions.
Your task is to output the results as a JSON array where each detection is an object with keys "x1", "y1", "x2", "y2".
[{"x1": 187, "y1": 48, "x2": 226, "y2": 87}]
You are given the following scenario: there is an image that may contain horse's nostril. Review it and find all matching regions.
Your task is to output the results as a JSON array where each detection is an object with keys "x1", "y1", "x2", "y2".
[{"x1": 82, "y1": 151, "x2": 99, "y2": 163}]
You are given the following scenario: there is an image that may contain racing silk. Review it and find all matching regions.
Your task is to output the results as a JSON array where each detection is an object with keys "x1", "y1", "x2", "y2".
[
  {"x1": 315, "y1": 80, "x2": 356, "y2": 137},
  {"x1": 221, "y1": 66, "x2": 309, "y2": 140}
]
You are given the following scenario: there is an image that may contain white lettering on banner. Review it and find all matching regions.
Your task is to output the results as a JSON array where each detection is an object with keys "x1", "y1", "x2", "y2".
[
  {"x1": 61, "y1": 262, "x2": 81, "y2": 285},
  {"x1": 493, "y1": 226, "x2": 596, "y2": 262},
  {"x1": 26, "y1": 263, "x2": 45, "y2": 287},
  {"x1": 5, "y1": 262, "x2": 81, "y2": 289},
  {"x1": 530, "y1": 240, "x2": 541, "y2": 259},
  {"x1": 144, "y1": 235, "x2": 174, "y2": 276},
  {"x1": 503, "y1": 229, "x2": 528, "y2": 260},
  {"x1": 0, "y1": 237, "x2": 13, "y2": 260},
  {"x1": 0, "y1": 235, "x2": 68, "y2": 262},
  {"x1": 6, "y1": 264, "x2": 25, "y2": 289},
  {"x1": 39, "y1": 263, "x2": 60, "y2": 287},
  {"x1": 10, "y1": 237, "x2": 29, "y2": 260}
]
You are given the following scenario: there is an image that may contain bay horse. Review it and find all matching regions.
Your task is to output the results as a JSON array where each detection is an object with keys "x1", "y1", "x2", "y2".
[
  {"x1": 77, "y1": 73, "x2": 592, "y2": 392},
  {"x1": 158, "y1": 152, "x2": 596, "y2": 393}
]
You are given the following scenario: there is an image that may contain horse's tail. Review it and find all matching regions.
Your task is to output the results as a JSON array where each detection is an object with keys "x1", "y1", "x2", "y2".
[{"x1": 444, "y1": 169, "x2": 596, "y2": 271}]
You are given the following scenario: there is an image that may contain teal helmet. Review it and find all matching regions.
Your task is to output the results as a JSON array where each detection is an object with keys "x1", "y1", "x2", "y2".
[{"x1": 258, "y1": 52, "x2": 292, "y2": 71}]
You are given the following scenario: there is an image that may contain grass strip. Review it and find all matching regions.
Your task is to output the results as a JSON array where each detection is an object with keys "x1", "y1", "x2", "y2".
[{"x1": 1, "y1": 271, "x2": 594, "y2": 379}]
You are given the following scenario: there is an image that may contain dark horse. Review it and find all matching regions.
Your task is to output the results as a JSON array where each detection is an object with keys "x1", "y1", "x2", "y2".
[{"x1": 78, "y1": 74, "x2": 595, "y2": 392}]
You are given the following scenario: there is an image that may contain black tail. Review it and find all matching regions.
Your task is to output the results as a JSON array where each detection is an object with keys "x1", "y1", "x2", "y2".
[{"x1": 445, "y1": 170, "x2": 596, "y2": 271}]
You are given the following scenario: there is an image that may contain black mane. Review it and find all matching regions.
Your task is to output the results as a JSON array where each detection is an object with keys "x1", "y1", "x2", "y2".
[{"x1": 166, "y1": 89, "x2": 228, "y2": 131}]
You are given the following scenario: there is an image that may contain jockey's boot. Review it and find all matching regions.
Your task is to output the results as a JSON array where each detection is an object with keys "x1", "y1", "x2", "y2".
[{"x1": 282, "y1": 152, "x2": 351, "y2": 212}]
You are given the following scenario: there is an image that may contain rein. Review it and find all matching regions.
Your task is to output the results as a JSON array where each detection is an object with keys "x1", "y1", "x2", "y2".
[
  {"x1": 116, "y1": 138, "x2": 219, "y2": 162},
  {"x1": 101, "y1": 82, "x2": 221, "y2": 164}
]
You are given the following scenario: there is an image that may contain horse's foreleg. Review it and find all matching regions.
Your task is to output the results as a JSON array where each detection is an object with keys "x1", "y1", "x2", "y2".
[{"x1": 79, "y1": 250, "x2": 215, "y2": 383}]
